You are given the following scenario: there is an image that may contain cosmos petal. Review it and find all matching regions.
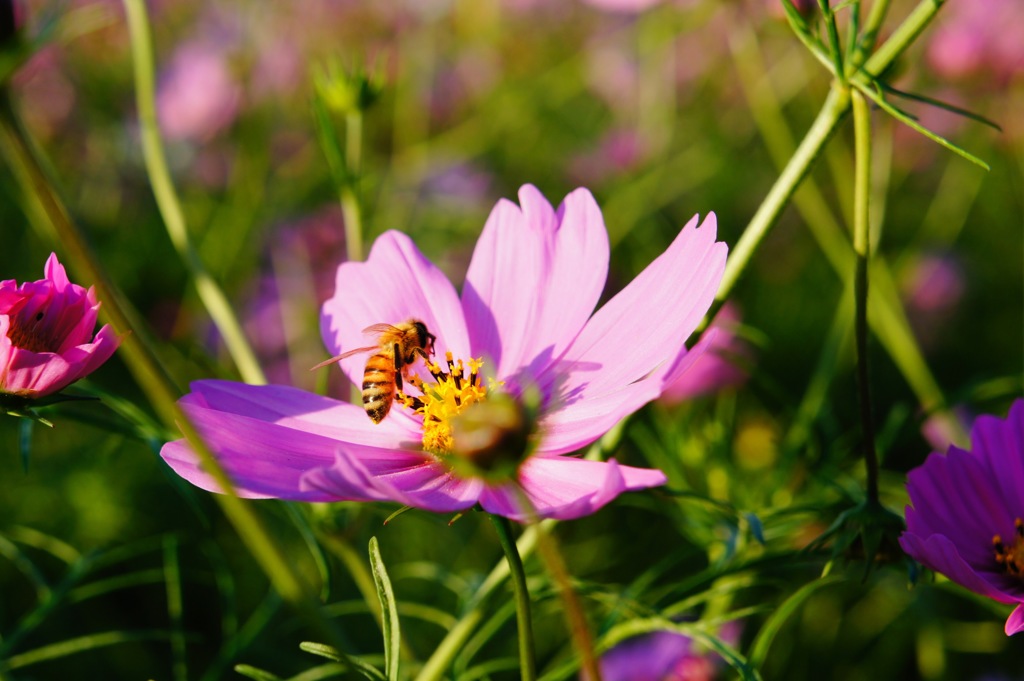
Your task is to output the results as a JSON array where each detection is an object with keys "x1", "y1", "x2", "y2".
[
  {"x1": 320, "y1": 230, "x2": 471, "y2": 388},
  {"x1": 302, "y1": 445, "x2": 485, "y2": 512},
  {"x1": 545, "y1": 214, "x2": 725, "y2": 401},
  {"x1": 1007, "y1": 604, "x2": 1024, "y2": 636},
  {"x1": 462, "y1": 185, "x2": 609, "y2": 385},
  {"x1": 478, "y1": 457, "x2": 666, "y2": 521},
  {"x1": 535, "y1": 378, "x2": 664, "y2": 455},
  {"x1": 898, "y1": 532, "x2": 1018, "y2": 604}
]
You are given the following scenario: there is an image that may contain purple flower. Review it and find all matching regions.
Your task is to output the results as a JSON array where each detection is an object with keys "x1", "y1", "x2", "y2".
[
  {"x1": 161, "y1": 185, "x2": 727, "y2": 521},
  {"x1": 0, "y1": 253, "x2": 120, "y2": 397},
  {"x1": 899, "y1": 399, "x2": 1024, "y2": 635},
  {"x1": 597, "y1": 630, "x2": 724, "y2": 681}
]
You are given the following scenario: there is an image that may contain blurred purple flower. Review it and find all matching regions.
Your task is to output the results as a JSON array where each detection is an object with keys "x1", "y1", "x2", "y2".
[
  {"x1": 900, "y1": 399, "x2": 1024, "y2": 635},
  {"x1": 0, "y1": 253, "x2": 119, "y2": 397},
  {"x1": 659, "y1": 304, "x2": 750, "y2": 404},
  {"x1": 156, "y1": 41, "x2": 241, "y2": 142},
  {"x1": 161, "y1": 185, "x2": 727, "y2": 521},
  {"x1": 597, "y1": 629, "x2": 729, "y2": 681}
]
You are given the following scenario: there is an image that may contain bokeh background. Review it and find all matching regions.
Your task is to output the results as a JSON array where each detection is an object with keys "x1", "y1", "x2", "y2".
[{"x1": 1, "y1": 0, "x2": 1022, "y2": 679}]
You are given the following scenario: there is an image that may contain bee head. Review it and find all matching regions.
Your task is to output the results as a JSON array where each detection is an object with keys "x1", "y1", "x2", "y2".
[{"x1": 412, "y1": 320, "x2": 437, "y2": 356}]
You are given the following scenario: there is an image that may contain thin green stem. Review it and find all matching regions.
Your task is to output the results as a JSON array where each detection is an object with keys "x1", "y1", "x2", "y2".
[
  {"x1": 414, "y1": 429, "x2": 623, "y2": 681},
  {"x1": 489, "y1": 515, "x2": 537, "y2": 681},
  {"x1": 817, "y1": 0, "x2": 845, "y2": 82},
  {"x1": 860, "y1": 0, "x2": 945, "y2": 80},
  {"x1": 704, "y1": 83, "x2": 850, "y2": 327},
  {"x1": 852, "y1": 89, "x2": 879, "y2": 503},
  {"x1": 121, "y1": 0, "x2": 266, "y2": 385},
  {"x1": 342, "y1": 111, "x2": 365, "y2": 262},
  {"x1": 0, "y1": 87, "x2": 349, "y2": 659},
  {"x1": 513, "y1": 489, "x2": 601, "y2": 681},
  {"x1": 414, "y1": 525, "x2": 542, "y2": 681},
  {"x1": 849, "y1": 0, "x2": 892, "y2": 73}
]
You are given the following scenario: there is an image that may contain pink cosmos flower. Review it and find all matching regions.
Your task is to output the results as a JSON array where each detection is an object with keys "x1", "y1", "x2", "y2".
[
  {"x1": 0, "y1": 253, "x2": 120, "y2": 397},
  {"x1": 899, "y1": 399, "x2": 1024, "y2": 635},
  {"x1": 161, "y1": 185, "x2": 727, "y2": 521}
]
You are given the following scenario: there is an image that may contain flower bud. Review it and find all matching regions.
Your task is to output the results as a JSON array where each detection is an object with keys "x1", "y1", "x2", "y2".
[{"x1": 313, "y1": 58, "x2": 383, "y2": 115}]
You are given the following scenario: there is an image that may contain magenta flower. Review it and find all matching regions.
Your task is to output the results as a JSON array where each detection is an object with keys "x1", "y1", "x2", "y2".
[
  {"x1": 0, "y1": 253, "x2": 119, "y2": 397},
  {"x1": 899, "y1": 399, "x2": 1024, "y2": 635},
  {"x1": 161, "y1": 185, "x2": 727, "y2": 521}
]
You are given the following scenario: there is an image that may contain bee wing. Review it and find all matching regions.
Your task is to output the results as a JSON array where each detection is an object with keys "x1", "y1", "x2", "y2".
[
  {"x1": 309, "y1": 345, "x2": 378, "y2": 371},
  {"x1": 362, "y1": 323, "x2": 402, "y2": 336}
]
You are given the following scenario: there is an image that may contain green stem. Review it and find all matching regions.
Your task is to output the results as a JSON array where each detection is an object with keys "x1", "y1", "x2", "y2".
[
  {"x1": 489, "y1": 515, "x2": 537, "y2": 681},
  {"x1": 850, "y1": 0, "x2": 892, "y2": 74},
  {"x1": 706, "y1": 83, "x2": 850, "y2": 324},
  {"x1": 342, "y1": 111, "x2": 365, "y2": 262},
  {"x1": 852, "y1": 89, "x2": 879, "y2": 503},
  {"x1": 121, "y1": 0, "x2": 266, "y2": 385},
  {"x1": 817, "y1": 0, "x2": 845, "y2": 82},
  {"x1": 414, "y1": 524, "x2": 542, "y2": 681},
  {"x1": 514, "y1": 489, "x2": 601, "y2": 681},
  {"x1": 860, "y1": 0, "x2": 945, "y2": 80},
  {"x1": 0, "y1": 87, "x2": 349, "y2": 659},
  {"x1": 414, "y1": 428, "x2": 623, "y2": 681}
]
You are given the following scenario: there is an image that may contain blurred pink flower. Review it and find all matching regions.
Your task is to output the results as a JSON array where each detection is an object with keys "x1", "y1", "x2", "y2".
[
  {"x1": 926, "y1": 0, "x2": 1024, "y2": 82},
  {"x1": 156, "y1": 41, "x2": 241, "y2": 142},
  {"x1": 161, "y1": 185, "x2": 727, "y2": 521},
  {"x1": 0, "y1": 253, "x2": 119, "y2": 397},
  {"x1": 660, "y1": 304, "x2": 750, "y2": 403},
  {"x1": 900, "y1": 399, "x2": 1024, "y2": 635},
  {"x1": 581, "y1": 0, "x2": 664, "y2": 12}
]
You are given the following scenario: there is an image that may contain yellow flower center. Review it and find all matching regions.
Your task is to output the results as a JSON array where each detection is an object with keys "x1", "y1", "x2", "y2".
[
  {"x1": 993, "y1": 518, "x2": 1024, "y2": 578},
  {"x1": 397, "y1": 351, "x2": 496, "y2": 454}
]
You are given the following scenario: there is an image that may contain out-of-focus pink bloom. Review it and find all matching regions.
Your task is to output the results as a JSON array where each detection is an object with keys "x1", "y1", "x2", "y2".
[
  {"x1": 569, "y1": 129, "x2": 651, "y2": 185},
  {"x1": 162, "y1": 185, "x2": 727, "y2": 521},
  {"x1": 0, "y1": 253, "x2": 119, "y2": 397},
  {"x1": 660, "y1": 304, "x2": 750, "y2": 403},
  {"x1": 597, "y1": 628, "x2": 732, "y2": 681},
  {"x1": 580, "y1": 0, "x2": 664, "y2": 12},
  {"x1": 900, "y1": 253, "x2": 966, "y2": 348},
  {"x1": 901, "y1": 253, "x2": 966, "y2": 315},
  {"x1": 920, "y1": 405, "x2": 973, "y2": 453},
  {"x1": 926, "y1": 0, "x2": 1024, "y2": 82},
  {"x1": 900, "y1": 399, "x2": 1024, "y2": 636},
  {"x1": 156, "y1": 41, "x2": 241, "y2": 142}
]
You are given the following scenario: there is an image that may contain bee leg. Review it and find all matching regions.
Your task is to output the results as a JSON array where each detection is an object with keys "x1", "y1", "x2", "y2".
[{"x1": 393, "y1": 343, "x2": 405, "y2": 391}]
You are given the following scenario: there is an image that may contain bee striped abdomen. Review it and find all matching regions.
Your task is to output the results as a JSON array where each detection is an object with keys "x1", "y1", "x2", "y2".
[{"x1": 362, "y1": 352, "x2": 397, "y2": 423}]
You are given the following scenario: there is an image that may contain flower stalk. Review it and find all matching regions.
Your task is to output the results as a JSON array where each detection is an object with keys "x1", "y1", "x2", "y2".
[
  {"x1": 489, "y1": 514, "x2": 537, "y2": 681},
  {"x1": 120, "y1": 0, "x2": 266, "y2": 386},
  {"x1": 851, "y1": 89, "x2": 878, "y2": 503},
  {"x1": 701, "y1": 0, "x2": 951, "y2": 335}
]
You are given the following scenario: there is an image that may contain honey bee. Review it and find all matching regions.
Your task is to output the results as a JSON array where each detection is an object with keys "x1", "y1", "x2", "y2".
[{"x1": 313, "y1": 319, "x2": 437, "y2": 423}]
